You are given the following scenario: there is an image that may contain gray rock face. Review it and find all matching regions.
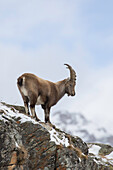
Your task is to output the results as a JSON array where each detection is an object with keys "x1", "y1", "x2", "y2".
[{"x1": 0, "y1": 102, "x2": 113, "y2": 170}]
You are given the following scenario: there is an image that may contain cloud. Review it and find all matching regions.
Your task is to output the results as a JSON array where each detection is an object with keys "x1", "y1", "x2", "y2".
[{"x1": 0, "y1": 0, "x2": 77, "y2": 42}]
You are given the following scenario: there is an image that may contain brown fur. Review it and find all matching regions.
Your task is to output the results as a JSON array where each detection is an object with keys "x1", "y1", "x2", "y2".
[{"x1": 17, "y1": 64, "x2": 76, "y2": 123}]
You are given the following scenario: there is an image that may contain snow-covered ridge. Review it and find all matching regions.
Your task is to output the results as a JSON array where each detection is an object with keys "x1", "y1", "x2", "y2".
[
  {"x1": 0, "y1": 102, "x2": 89, "y2": 162},
  {"x1": 0, "y1": 102, "x2": 39, "y2": 124},
  {"x1": 0, "y1": 102, "x2": 113, "y2": 167},
  {"x1": 0, "y1": 103, "x2": 70, "y2": 148}
]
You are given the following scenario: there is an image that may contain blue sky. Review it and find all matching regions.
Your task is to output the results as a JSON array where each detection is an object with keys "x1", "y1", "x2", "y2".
[{"x1": 0, "y1": 0, "x2": 113, "y2": 129}]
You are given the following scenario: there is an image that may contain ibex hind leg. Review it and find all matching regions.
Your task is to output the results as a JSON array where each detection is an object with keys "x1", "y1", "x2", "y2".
[
  {"x1": 23, "y1": 96, "x2": 30, "y2": 116},
  {"x1": 29, "y1": 94, "x2": 40, "y2": 121}
]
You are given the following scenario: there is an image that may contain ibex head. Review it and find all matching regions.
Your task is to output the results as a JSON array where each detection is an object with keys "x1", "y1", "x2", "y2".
[{"x1": 64, "y1": 64, "x2": 76, "y2": 96}]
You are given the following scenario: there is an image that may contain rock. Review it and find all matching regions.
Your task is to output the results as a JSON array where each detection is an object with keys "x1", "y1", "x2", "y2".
[{"x1": 0, "y1": 102, "x2": 113, "y2": 169}]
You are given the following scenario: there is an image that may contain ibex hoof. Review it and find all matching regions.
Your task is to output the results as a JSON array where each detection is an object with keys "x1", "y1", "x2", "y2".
[
  {"x1": 31, "y1": 116, "x2": 40, "y2": 121},
  {"x1": 36, "y1": 118, "x2": 40, "y2": 122},
  {"x1": 45, "y1": 120, "x2": 51, "y2": 124}
]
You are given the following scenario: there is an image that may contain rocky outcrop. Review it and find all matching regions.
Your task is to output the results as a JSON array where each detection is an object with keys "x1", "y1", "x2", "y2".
[{"x1": 0, "y1": 102, "x2": 113, "y2": 170}]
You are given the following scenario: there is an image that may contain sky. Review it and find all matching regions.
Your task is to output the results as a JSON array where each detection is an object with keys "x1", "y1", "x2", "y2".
[{"x1": 0, "y1": 0, "x2": 113, "y2": 129}]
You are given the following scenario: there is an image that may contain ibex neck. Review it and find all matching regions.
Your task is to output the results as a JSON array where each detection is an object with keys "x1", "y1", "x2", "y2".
[{"x1": 55, "y1": 79, "x2": 67, "y2": 101}]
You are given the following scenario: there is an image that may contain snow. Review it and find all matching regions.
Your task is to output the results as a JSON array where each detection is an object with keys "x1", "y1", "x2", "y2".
[
  {"x1": 15, "y1": 141, "x2": 20, "y2": 148},
  {"x1": 89, "y1": 144, "x2": 113, "y2": 166},
  {"x1": 0, "y1": 114, "x2": 7, "y2": 122},
  {"x1": 49, "y1": 128, "x2": 69, "y2": 147},
  {"x1": 101, "y1": 152, "x2": 113, "y2": 165},
  {"x1": 0, "y1": 103, "x2": 39, "y2": 125},
  {"x1": 89, "y1": 144, "x2": 101, "y2": 156},
  {"x1": 103, "y1": 151, "x2": 113, "y2": 165},
  {"x1": 93, "y1": 159, "x2": 100, "y2": 164},
  {"x1": 106, "y1": 151, "x2": 113, "y2": 160}
]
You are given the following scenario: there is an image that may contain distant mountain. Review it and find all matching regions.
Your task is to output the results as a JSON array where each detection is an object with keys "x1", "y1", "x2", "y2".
[{"x1": 52, "y1": 111, "x2": 113, "y2": 146}]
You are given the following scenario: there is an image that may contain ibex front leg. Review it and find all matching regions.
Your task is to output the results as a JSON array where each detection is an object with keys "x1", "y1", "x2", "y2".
[{"x1": 30, "y1": 104, "x2": 40, "y2": 121}]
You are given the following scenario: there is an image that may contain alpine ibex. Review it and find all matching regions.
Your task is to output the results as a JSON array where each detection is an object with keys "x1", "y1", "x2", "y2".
[{"x1": 17, "y1": 64, "x2": 76, "y2": 123}]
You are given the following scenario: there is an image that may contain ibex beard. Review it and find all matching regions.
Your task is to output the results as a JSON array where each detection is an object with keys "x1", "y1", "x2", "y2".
[{"x1": 17, "y1": 64, "x2": 76, "y2": 123}]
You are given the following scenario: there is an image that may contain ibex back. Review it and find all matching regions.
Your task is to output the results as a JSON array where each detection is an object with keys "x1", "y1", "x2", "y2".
[{"x1": 17, "y1": 64, "x2": 76, "y2": 123}]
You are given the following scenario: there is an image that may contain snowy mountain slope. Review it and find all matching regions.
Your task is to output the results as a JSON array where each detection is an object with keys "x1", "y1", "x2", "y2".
[
  {"x1": 0, "y1": 103, "x2": 70, "y2": 147},
  {"x1": 1, "y1": 102, "x2": 113, "y2": 169},
  {"x1": 52, "y1": 111, "x2": 113, "y2": 146},
  {"x1": 0, "y1": 101, "x2": 112, "y2": 146},
  {"x1": 0, "y1": 102, "x2": 89, "y2": 169}
]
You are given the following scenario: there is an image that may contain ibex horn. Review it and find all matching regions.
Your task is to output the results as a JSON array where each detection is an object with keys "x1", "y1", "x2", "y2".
[{"x1": 64, "y1": 64, "x2": 76, "y2": 82}]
